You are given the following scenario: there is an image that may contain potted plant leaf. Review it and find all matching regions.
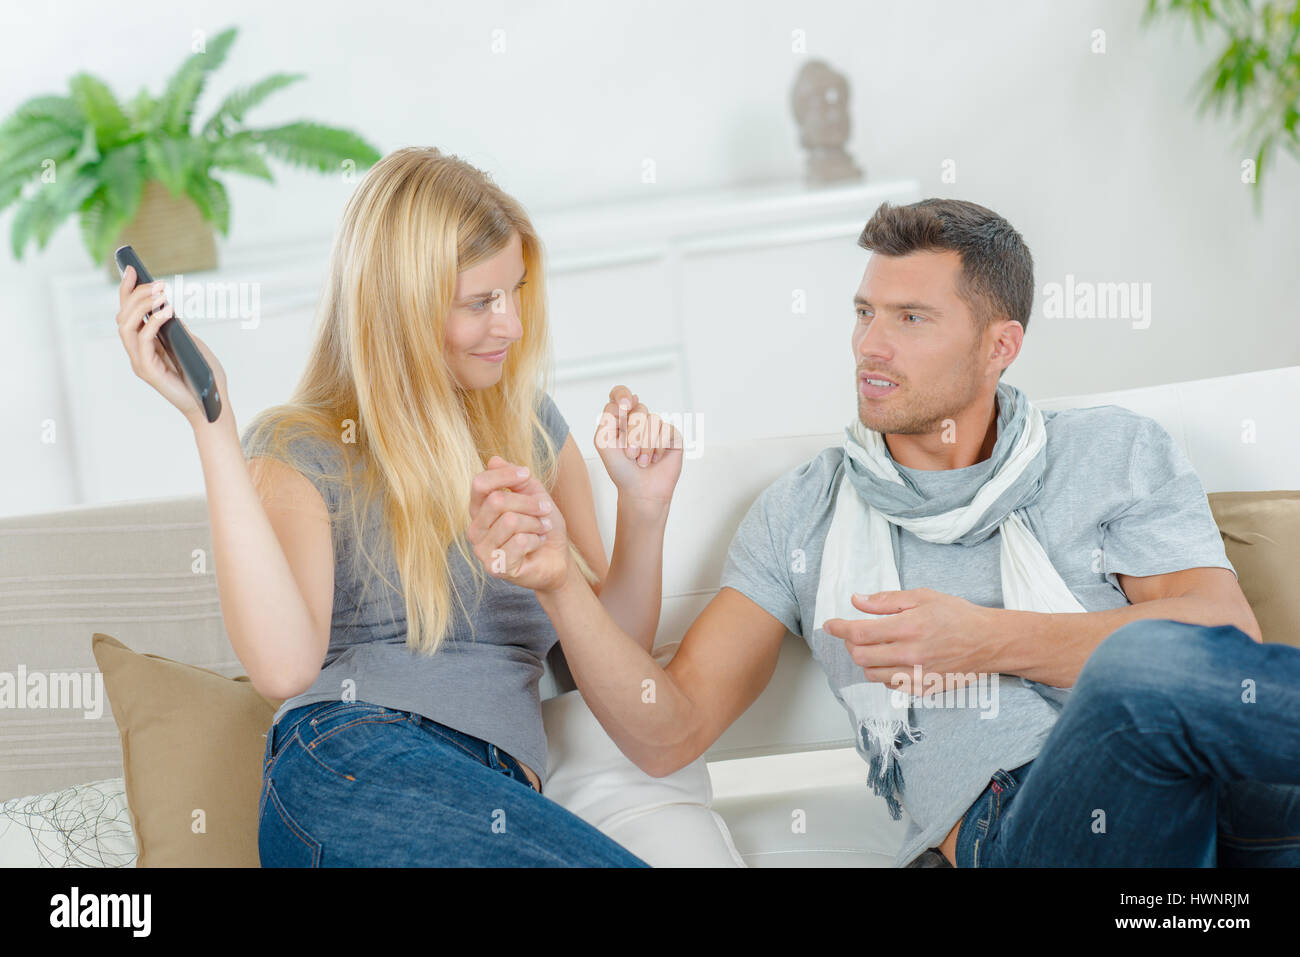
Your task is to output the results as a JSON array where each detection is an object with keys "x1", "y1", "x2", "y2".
[
  {"x1": 0, "y1": 25, "x2": 382, "y2": 280},
  {"x1": 1143, "y1": 0, "x2": 1300, "y2": 211}
]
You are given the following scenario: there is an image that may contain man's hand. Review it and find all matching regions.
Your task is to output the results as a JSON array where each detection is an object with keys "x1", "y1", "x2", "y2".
[
  {"x1": 467, "y1": 455, "x2": 571, "y2": 593},
  {"x1": 822, "y1": 587, "x2": 999, "y2": 695},
  {"x1": 593, "y1": 385, "x2": 683, "y2": 508}
]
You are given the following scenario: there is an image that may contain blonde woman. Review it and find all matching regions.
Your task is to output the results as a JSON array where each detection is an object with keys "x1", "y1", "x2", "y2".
[{"x1": 111, "y1": 146, "x2": 682, "y2": 866}]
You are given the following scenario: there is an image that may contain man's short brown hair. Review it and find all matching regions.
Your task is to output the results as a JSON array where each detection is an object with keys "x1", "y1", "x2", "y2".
[{"x1": 857, "y1": 198, "x2": 1034, "y2": 338}]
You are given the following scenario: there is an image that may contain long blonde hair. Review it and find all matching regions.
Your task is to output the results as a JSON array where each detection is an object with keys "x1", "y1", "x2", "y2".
[{"x1": 242, "y1": 146, "x2": 597, "y2": 656}]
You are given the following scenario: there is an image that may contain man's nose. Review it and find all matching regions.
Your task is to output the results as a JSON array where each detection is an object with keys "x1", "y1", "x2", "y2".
[{"x1": 855, "y1": 315, "x2": 892, "y2": 359}]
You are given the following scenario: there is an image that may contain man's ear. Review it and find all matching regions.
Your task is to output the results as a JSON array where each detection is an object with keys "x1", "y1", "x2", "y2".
[{"x1": 992, "y1": 318, "x2": 1023, "y2": 374}]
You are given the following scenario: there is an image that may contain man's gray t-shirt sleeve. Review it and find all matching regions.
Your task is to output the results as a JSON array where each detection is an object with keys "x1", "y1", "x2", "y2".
[
  {"x1": 718, "y1": 481, "x2": 802, "y2": 637},
  {"x1": 1099, "y1": 414, "x2": 1236, "y2": 593}
]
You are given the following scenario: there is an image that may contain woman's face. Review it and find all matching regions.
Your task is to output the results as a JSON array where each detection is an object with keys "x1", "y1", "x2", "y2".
[{"x1": 444, "y1": 231, "x2": 527, "y2": 390}]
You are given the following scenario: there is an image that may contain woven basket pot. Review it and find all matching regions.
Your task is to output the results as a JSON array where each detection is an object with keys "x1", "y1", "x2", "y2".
[{"x1": 104, "y1": 179, "x2": 218, "y2": 282}]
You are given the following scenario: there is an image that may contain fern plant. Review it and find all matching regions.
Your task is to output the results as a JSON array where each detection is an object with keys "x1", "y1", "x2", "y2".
[
  {"x1": 0, "y1": 26, "x2": 382, "y2": 263},
  {"x1": 1143, "y1": 0, "x2": 1300, "y2": 210}
]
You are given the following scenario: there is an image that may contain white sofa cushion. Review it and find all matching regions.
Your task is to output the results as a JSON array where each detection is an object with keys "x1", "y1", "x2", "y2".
[
  {"x1": 0, "y1": 777, "x2": 136, "y2": 867},
  {"x1": 541, "y1": 641, "x2": 745, "y2": 867}
]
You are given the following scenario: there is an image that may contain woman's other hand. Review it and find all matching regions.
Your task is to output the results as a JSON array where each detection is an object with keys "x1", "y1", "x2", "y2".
[{"x1": 594, "y1": 385, "x2": 683, "y2": 508}]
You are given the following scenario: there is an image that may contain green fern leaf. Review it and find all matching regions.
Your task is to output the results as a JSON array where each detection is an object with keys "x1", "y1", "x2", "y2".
[
  {"x1": 0, "y1": 118, "x2": 84, "y2": 185},
  {"x1": 125, "y1": 88, "x2": 159, "y2": 128},
  {"x1": 96, "y1": 142, "x2": 146, "y2": 223},
  {"x1": 187, "y1": 170, "x2": 230, "y2": 233},
  {"x1": 206, "y1": 137, "x2": 274, "y2": 181},
  {"x1": 200, "y1": 73, "x2": 304, "y2": 138},
  {"x1": 10, "y1": 190, "x2": 54, "y2": 258},
  {"x1": 0, "y1": 95, "x2": 82, "y2": 139},
  {"x1": 68, "y1": 73, "x2": 130, "y2": 149},
  {"x1": 156, "y1": 27, "x2": 239, "y2": 135},
  {"x1": 242, "y1": 122, "x2": 382, "y2": 173},
  {"x1": 79, "y1": 185, "x2": 131, "y2": 264},
  {"x1": 143, "y1": 137, "x2": 197, "y2": 195}
]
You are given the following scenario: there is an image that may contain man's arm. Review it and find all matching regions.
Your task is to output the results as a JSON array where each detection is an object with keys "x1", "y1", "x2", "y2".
[
  {"x1": 549, "y1": 434, "x2": 672, "y2": 651},
  {"x1": 989, "y1": 566, "x2": 1263, "y2": 688},
  {"x1": 534, "y1": 551, "x2": 788, "y2": 777}
]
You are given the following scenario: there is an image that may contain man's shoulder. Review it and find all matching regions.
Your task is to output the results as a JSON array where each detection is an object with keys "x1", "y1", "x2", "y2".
[
  {"x1": 1041, "y1": 403, "x2": 1169, "y2": 458},
  {"x1": 755, "y1": 445, "x2": 843, "y2": 502},
  {"x1": 1042, "y1": 401, "x2": 1156, "y2": 432}
]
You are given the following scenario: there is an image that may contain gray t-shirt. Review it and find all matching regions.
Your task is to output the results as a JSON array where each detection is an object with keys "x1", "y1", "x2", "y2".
[
  {"x1": 718, "y1": 403, "x2": 1236, "y2": 867},
  {"x1": 240, "y1": 393, "x2": 571, "y2": 789}
]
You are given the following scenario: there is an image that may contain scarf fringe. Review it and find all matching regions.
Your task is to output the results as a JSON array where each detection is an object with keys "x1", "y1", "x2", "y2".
[{"x1": 859, "y1": 716, "x2": 924, "y2": 821}]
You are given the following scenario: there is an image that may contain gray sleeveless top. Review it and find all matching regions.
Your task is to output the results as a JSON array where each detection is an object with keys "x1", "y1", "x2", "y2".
[{"x1": 240, "y1": 394, "x2": 571, "y2": 788}]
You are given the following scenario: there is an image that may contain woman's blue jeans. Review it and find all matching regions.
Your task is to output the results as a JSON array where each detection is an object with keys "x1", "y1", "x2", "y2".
[
  {"x1": 954, "y1": 618, "x2": 1300, "y2": 867},
  {"x1": 258, "y1": 699, "x2": 651, "y2": 867}
]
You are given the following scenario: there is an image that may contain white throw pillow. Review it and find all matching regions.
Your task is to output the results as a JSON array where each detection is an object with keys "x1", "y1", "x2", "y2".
[
  {"x1": 541, "y1": 641, "x2": 746, "y2": 867},
  {"x1": 0, "y1": 777, "x2": 137, "y2": 867}
]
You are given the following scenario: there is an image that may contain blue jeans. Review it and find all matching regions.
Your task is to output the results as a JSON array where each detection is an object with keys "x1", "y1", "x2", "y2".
[
  {"x1": 258, "y1": 699, "x2": 651, "y2": 867},
  {"x1": 954, "y1": 619, "x2": 1300, "y2": 867}
]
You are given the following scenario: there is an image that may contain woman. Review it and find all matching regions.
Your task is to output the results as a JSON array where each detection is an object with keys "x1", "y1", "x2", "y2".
[{"x1": 112, "y1": 146, "x2": 683, "y2": 866}]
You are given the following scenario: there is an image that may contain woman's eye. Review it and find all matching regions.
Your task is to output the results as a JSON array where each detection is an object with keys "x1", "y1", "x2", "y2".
[{"x1": 471, "y1": 281, "x2": 526, "y2": 312}]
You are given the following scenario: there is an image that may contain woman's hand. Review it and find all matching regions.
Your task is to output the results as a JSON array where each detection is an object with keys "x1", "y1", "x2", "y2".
[
  {"x1": 467, "y1": 455, "x2": 571, "y2": 592},
  {"x1": 594, "y1": 385, "x2": 683, "y2": 508},
  {"x1": 114, "y1": 265, "x2": 231, "y2": 429}
]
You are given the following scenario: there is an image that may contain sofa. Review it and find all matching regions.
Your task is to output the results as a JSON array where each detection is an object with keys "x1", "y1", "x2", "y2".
[{"x1": 2, "y1": 364, "x2": 1297, "y2": 867}]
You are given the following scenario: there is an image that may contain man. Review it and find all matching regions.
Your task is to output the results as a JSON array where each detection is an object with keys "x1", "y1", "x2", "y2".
[{"x1": 480, "y1": 198, "x2": 1299, "y2": 867}]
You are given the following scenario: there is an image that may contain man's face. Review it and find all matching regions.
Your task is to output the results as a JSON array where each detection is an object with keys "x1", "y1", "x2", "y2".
[{"x1": 850, "y1": 249, "x2": 988, "y2": 435}]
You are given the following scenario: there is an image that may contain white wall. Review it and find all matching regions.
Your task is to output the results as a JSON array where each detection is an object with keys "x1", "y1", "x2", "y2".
[{"x1": 3, "y1": 0, "x2": 1298, "y2": 517}]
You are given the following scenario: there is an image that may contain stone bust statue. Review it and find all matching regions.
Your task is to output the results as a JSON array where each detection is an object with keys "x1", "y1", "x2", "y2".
[{"x1": 791, "y1": 59, "x2": 864, "y2": 186}]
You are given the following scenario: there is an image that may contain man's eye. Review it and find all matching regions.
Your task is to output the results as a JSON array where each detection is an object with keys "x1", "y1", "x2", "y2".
[{"x1": 904, "y1": 314, "x2": 924, "y2": 324}]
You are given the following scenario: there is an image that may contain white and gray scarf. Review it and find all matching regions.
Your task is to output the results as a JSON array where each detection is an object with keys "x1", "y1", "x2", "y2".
[{"x1": 811, "y1": 380, "x2": 1085, "y2": 820}]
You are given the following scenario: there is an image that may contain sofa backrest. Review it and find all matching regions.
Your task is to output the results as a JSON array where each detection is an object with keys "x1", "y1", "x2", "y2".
[{"x1": 1, "y1": 365, "x2": 1295, "y2": 797}]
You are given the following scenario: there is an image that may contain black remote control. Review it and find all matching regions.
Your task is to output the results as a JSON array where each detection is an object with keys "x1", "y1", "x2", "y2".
[{"x1": 114, "y1": 245, "x2": 222, "y2": 424}]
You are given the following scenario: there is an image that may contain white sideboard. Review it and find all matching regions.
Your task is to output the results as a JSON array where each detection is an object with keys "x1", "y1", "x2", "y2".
[{"x1": 50, "y1": 176, "x2": 920, "y2": 506}]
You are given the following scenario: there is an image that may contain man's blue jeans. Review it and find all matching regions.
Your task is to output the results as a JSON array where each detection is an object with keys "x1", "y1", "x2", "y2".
[
  {"x1": 258, "y1": 699, "x2": 651, "y2": 867},
  {"x1": 954, "y1": 618, "x2": 1300, "y2": 867}
]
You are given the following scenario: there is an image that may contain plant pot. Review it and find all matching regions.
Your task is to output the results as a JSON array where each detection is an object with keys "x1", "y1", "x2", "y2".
[{"x1": 104, "y1": 179, "x2": 218, "y2": 283}]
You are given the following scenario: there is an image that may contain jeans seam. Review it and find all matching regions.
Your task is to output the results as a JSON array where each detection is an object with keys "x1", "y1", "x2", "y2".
[
  {"x1": 302, "y1": 700, "x2": 389, "y2": 725},
  {"x1": 265, "y1": 778, "x2": 321, "y2": 866},
  {"x1": 422, "y1": 723, "x2": 492, "y2": 767},
  {"x1": 264, "y1": 728, "x2": 299, "y2": 779}
]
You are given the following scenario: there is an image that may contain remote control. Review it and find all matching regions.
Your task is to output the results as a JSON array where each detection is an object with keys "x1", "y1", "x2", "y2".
[{"x1": 114, "y1": 245, "x2": 222, "y2": 424}]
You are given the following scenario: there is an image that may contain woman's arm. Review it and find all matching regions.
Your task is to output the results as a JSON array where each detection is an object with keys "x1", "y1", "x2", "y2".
[{"x1": 112, "y1": 271, "x2": 330, "y2": 700}]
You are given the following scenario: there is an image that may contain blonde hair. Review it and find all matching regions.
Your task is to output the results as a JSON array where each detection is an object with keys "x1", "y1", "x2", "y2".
[{"x1": 242, "y1": 146, "x2": 598, "y2": 657}]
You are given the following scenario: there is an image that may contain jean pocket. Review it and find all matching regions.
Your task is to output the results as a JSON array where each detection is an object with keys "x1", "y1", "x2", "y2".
[
  {"x1": 298, "y1": 705, "x2": 411, "y2": 780},
  {"x1": 298, "y1": 701, "x2": 402, "y2": 743}
]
